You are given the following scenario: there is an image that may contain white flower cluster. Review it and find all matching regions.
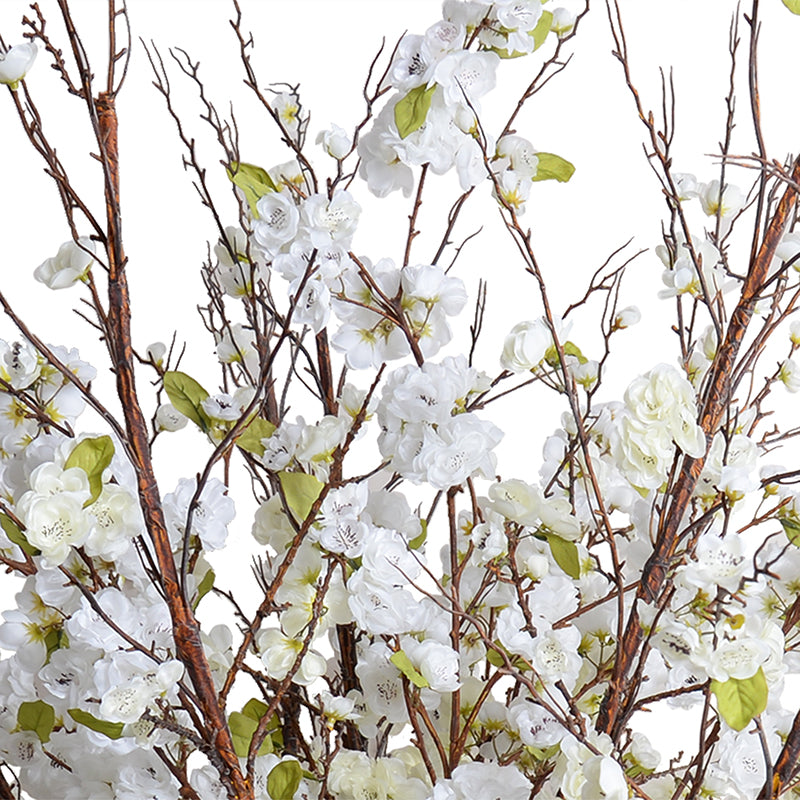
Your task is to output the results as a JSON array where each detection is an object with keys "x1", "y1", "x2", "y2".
[
  {"x1": 491, "y1": 134, "x2": 541, "y2": 212},
  {"x1": 615, "y1": 364, "x2": 705, "y2": 490},
  {"x1": 0, "y1": 333, "x2": 240, "y2": 796},
  {"x1": 356, "y1": 0, "x2": 572, "y2": 198},
  {"x1": 212, "y1": 186, "x2": 468, "y2": 370},
  {"x1": 377, "y1": 356, "x2": 501, "y2": 488},
  {"x1": 359, "y1": 20, "x2": 497, "y2": 196},
  {"x1": 0, "y1": 340, "x2": 95, "y2": 457}
]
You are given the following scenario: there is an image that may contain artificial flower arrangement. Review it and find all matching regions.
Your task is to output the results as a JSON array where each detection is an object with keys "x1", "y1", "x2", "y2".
[{"x1": 1, "y1": 1, "x2": 800, "y2": 798}]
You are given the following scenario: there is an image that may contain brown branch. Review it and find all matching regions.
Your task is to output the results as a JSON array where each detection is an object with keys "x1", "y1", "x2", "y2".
[
  {"x1": 760, "y1": 708, "x2": 800, "y2": 798},
  {"x1": 95, "y1": 92, "x2": 250, "y2": 798},
  {"x1": 404, "y1": 164, "x2": 428, "y2": 267},
  {"x1": 596, "y1": 158, "x2": 800, "y2": 741}
]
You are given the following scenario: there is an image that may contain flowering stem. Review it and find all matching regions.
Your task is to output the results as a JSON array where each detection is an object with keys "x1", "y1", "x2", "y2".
[{"x1": 597, "y1": 156, "x2": 800, "y2": 741}]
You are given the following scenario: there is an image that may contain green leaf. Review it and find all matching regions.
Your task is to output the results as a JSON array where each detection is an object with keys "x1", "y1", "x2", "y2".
[
  {"x1": 711, "y1": 667, "x2": 768, "y2": 731},
  {"x1": 544, "y1": 340, "x2": 587, "y2": 369},
  {"x1": 780, "y1": 517, "x2": 800, "y2": 547},
  {"x1": 229, "y1": 711, "x2": 273, "y2": 758},
  {"x1": 163, "y1": 371, "x2": 211, "y2": 433},
  {"x1": 67, "y1": 708, "x2": 124, "y2": 740},
  {"x1": 278, "y1": 471, "x2": 324, "y2": 521},
  {"x1": 394, "y1": 84, "x2": 437, "y2": 139},
  {"x1": 486, "y1": 643, "x2": 531, "y2": 671},
  {"x1": 17, "y1": 700, "x2": 55, "y2": 744},
  {"x1": 193, "y1": 568, "x2": 215, "y2": 609},
  {"x1": 229, "y1": 699, "x2": 281, "y2": 757},
  {"x1": 491, "y1": 12, "x2": 553, "y2": 58},
  {"x1": 0, "y1": 513, "x2": 39, "y2": 556},
  {"x1": 237, "y1": 416, "x2": 277, "y2": 457},
  {"x1": 545, "y1": 533, "x2": 581, "y2": 579},
  {"x1": 564, "y1": 341, "x2": 587, "y2": 364},
  {"x1": 242, "y1": 698, "x2": 269, "y2": 722},
  {"x1": 408, "y1": 519, "x2": 427, "y2": 551},
  {"x1": 64, "y1": 435, "x2": 115, "y2": 505},
  {"x1": 267, "y1": 760, "x2": 303, "y2": 800},
  {"x1": 390, "y1": 650, "x2": 429, "y2": 688},
  {"x1": 44, "y1": 628, "x2": 67, "y2": 663},
  {"x1": 782, "y1": 0, "x2": 800, "y2": 13},
  {"x1": 531, "y1": 10, "x2": 554, "y2": 50},
  {"x1": 486, "y1": 646, "x2": 507, "y2": 668},
  {"x1": 227, "y1": 161, "x2": 277, "y2": 219},
  {"x1": 531, "y1": 152, "x2": 575, "y2": 183}
]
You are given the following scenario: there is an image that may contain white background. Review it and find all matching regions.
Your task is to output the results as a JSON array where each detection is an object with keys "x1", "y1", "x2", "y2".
[{"x1": 0, "y1": 0, "x2": 799, "y2": 770}]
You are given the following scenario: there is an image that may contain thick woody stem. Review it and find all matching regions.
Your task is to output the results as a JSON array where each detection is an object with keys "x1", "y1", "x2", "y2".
[
  {"x1": 96, "y1": 93, "x2": 251, "y2": 799},
  {"x1": 759, "y1": 709, "x2": 800, "y2": 799},
  {"x1": 335, "y1": 622, "x2": 368, "y2": 751},
  {"x1": 316, "y1": 329, "x2": 337, "y2": 418},
  {"x1": 0, "y1": 770, "x2": 16, "y2": 800},
  {"x1": 596, "y1": 159, "x2": 800, "y2": 741}
]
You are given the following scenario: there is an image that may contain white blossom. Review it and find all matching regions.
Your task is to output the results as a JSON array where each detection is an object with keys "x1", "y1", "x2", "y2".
[
  {"x1": 316, "y1": 124, "x2": 352, "y2": 158},
  {"x1": 34, "y1": 238, "x2": 95, "y2": 290},
  {"x1": 253, "y1": 192, "x2": 299, "y2": 253},
  {"x1": 155, "y1": 403, "x2": 188, "y2": 432},
  {"x1": 0, "y1": 43, "x2": 37, "y2": 89},
  {"x1": 501, "y1": 319, "x2": 551, "y2": 372}
]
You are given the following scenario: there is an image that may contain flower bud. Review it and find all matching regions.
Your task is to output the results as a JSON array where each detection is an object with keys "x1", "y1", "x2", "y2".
[
  {"x1": 146, "y1": 342, "x2": 167, "y2": 367},
  {"x1": 33, "y1": 238, "x2": 95, "y2": 290},
  {"x1": 0, "y1": 43, "x2": 37, "y2": 90},
  {"x1": 779, "y1": 359, "x2": 800, "y2": 393},
  {"x1": 500, "y1": 319, "x2": 550, "y2": 372},
  {"x1": 316, "y1": 124, "x2": 352, "y2": 159},
  {"x1": 613, "y1": 305, "x2": 641, "y2": 330},
  {"x1": 790, "y1": 320, "x2": 800, "y2": 347},
  {"x1": 155, "y1": 403, "x2": 188, "y2": 432}
]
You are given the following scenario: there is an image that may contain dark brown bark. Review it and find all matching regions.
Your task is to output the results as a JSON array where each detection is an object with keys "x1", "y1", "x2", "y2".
[
  {"x1": 97, "y1": 92, "x2": 252, "y2": 799},
  {"x1": 759, "y1": 708, "x2": 800, "y2": 798},
  {"x1": 336, "y1": 622, "x2": 368, "y2": 751}
]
